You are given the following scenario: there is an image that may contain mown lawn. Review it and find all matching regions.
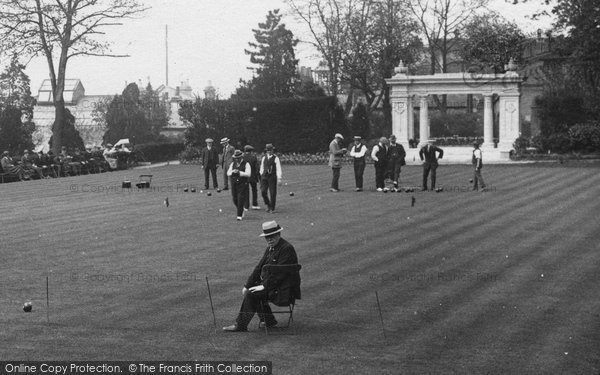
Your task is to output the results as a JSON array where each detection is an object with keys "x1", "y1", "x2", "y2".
[{"x1": 1, "y1": 162, "x2": 599, "y2": 374}]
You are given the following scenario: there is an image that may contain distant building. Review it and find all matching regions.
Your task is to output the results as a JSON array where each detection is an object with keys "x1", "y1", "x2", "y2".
[
  {"x1": 156, "y1": 79, "x2": 195, "y2": 140},
  {"x1": 32, "y1": 79, "x2": 112, "y2": 151}
]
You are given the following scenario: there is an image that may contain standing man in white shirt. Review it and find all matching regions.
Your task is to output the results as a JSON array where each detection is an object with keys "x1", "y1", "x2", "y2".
[
  {"x1": 349, "y1": 136, "x2": 367, "y2": 192},
  {"x1": 260, "y1": 144, "x2": 282, "y2": 213},
  {"x1": 371, "y1": 137, "x2": 389, "y2": 192},
  {"x1": 228, "y1": 149, "x2": 252, "y2": 220},
  {"x1": 472, "y1": 141, "x2": 487, "y2": 192}
]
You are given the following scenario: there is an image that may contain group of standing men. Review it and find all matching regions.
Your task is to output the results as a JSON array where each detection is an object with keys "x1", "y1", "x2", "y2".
[
  {"x1": 329, "y1": 133, "x2": 408, "y2": 192},
  {"x1": 200, "y1": 137, "x2": 281, "y2": 220}
]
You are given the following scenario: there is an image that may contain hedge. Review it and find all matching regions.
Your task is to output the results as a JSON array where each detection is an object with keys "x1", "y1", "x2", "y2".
[{"x1": 135, "y1": 142, "x2": 184, "y2": 163}]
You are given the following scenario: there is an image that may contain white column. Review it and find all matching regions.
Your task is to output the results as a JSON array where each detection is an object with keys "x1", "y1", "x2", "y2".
[
  {"x1": 498, "y1": 95, "x2": 520, "y2": 150},
  {"x1": 419, "y1": 95, "x2": 429, "y2": 147},
  {"x1": 483, "y1": 95, "x2": 494, "y2": 148},
  {"x1": 408, "y1": 96, "x2": 415, "y2": 141},
  {"x1": 392, "y1": 96, "x2": 410, "y2": 148}
]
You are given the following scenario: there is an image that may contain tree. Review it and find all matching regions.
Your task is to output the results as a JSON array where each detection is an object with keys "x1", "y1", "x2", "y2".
[
  {"x1": 460, "y1": 13, "x2": 525, "y2": 73},
  {"x1": 0, "y1": 0, "x2": 147, "y2": 155},
  {"x1": 349, "y1": 101, "x2": 370, "y2": 138},
  {"x1": 408, "y1": 0, "x2": 488, "y2": 114},
  {"x1": 237, "y1": 9, "x2": 300, "y2": 99},
  {"x1": 100, "y1": 83, "x2": 166, "y2": 145},
  {"x1": 287, "y1": 0, "x2": 350, "y2": 97},
  {"x1": 0, "y1": 55, "x2": 36, "y2": 153}
]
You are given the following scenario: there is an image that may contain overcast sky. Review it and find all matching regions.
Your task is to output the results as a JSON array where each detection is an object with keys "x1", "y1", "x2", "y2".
[{"x1": 18, "y1": 0, "x2": 554, "y2": 98}]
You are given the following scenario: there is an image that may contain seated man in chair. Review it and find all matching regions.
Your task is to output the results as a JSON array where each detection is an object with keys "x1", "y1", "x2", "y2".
[{"x1": 223, "y1": 220, "x2": 299, "y2": 332}]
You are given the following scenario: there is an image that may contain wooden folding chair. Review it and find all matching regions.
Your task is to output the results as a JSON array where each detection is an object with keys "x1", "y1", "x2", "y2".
[{"x1": 259, "y1": 264, "x2": 302, "y2": 335}]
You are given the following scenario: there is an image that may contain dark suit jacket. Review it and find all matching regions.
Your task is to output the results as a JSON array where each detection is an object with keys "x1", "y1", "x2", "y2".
[
  {"x1": 245, "y1": 237, "x2": 300, "y2": 305},
  {"x1": 200, "y1": 147, "x2": 219, "y2": 169},
  {"x1": 419, "y1": 145, "x2": 444, "y2": 166},
  {"x1": 243, "y1": 153, "x2": 260, "y2": 183}
]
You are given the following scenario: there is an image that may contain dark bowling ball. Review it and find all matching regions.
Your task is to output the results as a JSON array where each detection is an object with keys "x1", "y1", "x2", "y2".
[
  {"x1": 469, "y1": 179, "x2": 473, "y2": 183},
  {"x1": 216, "y1": 189, "x2": 221, "y2": 193},
  {"x1": 23, "y1": 302, "x2": 32, "y2": 312},
  {"x1": 207, "y1": 192, "x2": 212, "y2": 196},
  {"x1": 183, "y1": 187, "x2": 189, "y2": 192},
  {"x1": 289, "y1": 192, "x2": 294, "y2": 196},
  {"x1": 191, "y1": 188, "x2": 196, "y2": 193}
]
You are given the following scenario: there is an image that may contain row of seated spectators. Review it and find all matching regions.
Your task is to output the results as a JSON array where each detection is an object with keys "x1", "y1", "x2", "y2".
[{"x1": 0, "y1": 146, "x2": 113, "y2": 182}]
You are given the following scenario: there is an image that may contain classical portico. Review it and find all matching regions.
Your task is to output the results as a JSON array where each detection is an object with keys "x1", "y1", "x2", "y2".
[{"x1": 385, "y1": 62, "x2": 523, "y2": 152}]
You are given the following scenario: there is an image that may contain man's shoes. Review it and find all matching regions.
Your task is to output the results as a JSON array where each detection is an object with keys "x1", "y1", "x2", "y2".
[
  {"x1": 259, "y1": 320, "x2": 278, "y2": 329},
  {"x1": 480, "y1": 187, "x2": 487, "y2": 192},
  {"x1": 330, "y1": 188, "x2": 339, "y2": 192},
  {"x1": 236, "y1": 216, "x2": 243, "y2": 221},
  {"x1": 383, "y1": 187, "x2": 389, "y2": 192},
  {"x1": 223, "y1": 324, "x2": 247, "y2": 332},
  {"x1": 355, "y1": 188, "x2": 362, "y2": 192},
  {"x1": 251, "y1": 206, "x2": 261, "y2": 210},
  {"x1": 223, "y1": 187, "x2": 229, "y2": 190},
  {"x1": 270, "y1": 209, "x2": 275, "y2": 214},
  {"x1": 376, "y1": 188, "x2": 383, "y2": 192},
  {"x1": 244, "y1": 208, "x2": 249, "y2": 211}
]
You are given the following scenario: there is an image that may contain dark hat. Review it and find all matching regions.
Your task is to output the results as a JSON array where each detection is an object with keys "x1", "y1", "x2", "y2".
[
  {"x1": 389, "y1": 134, "x2": 396, "y2": 140},
  {"x1": 473, "y1": 140, "x2": 480, "y2": 146},
  {"x1": 232, "y1": 149, "x2": 244, "y2": 159},
  {"x1": 265, "y1": 143, "x2": 274, "y2": 151},
  {"x1": 220, "y1": 137, "x2": 230, "y2": 144},
  {"x1": 259, "y1": 220, "x2": 283, "y2": 237},
  {"x1": 353, "y1": 136, "x2": 362, "y2": 141},
  {"x1": 244, "y1": 145, "x2": 255, "y2": 152}
]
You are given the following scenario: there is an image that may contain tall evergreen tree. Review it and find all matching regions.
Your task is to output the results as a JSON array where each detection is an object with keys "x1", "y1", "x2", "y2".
[
  {"x1": 0, "y1": 55, "x2": 36, "y2": 153},
  {"x1": 237, "y1": 9, "x2": 300, "y2": 98}
]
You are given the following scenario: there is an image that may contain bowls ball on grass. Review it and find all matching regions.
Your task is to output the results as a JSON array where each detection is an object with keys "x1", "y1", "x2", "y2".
[{"x1": 23, "y1": 302, "x2": 32, "y2": 312}]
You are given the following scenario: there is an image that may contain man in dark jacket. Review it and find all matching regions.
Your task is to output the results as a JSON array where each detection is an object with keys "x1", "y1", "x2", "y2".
[
  {"x1": 419, "y1": 140, "x2": 444, "y2": 191},
  {"x1": 223, "y1": 221, "x2": 299, "y2": 332},
  {"x1": 371, "y1": 137, "x2": 389, "y2": 192},
  {"x1": 387, "y1": 135, "x2": 406, "y2": 192},
  {"x1": 200, "y1": 138, "x2": 219, "y2": 190}
]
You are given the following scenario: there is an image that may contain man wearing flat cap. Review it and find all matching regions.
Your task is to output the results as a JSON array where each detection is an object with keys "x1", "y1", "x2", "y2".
[
  {"x1": 243, "y1": 145, "x2": 261, "y2": 211},
  {"x1": 328, "y1": 133, "x2": 347, "y2": 192},
  {"x1": 227, "y1": 149, "x2": 251, "y2": 220},
  {"x1": 200, "y1": 138, "x2": 219, "y2": 190},
  {"x1": 223, "y1": 220, "x2": 299, "y2": 332},
  {"x1": 220, "y1": 137, "x2": 235, "y2": 190},
  {"x1": 349, "y1": 136, "x2": 367, "y2": 191},
  {"x1": 259, "y1": 144, "x2": 282, "y2": 213}
]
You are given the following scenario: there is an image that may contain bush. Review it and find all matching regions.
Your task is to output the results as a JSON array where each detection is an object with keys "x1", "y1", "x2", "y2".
[
  {"x1": 135, "y1": 141, "x2": 184, "y2": 163},
  {"x1": 568, "y1": 121, "x2": 600, "y2": 152},
  {"x1": 535, "y1": 91, "x2": 588, "y2": 136},
  {"x1": 544, "y1": 132, "x2": 571, "y2": 153},
  {"x1": 513, "y1": 135, "x2": 530, "y2": 153}
]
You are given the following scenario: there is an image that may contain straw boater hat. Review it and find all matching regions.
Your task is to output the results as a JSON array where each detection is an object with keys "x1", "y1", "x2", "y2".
[
  {"x1": 220, "y1": 137, "x2": 230, "y2": 144},
  {"x1": 232, "y1": 149, "x2": 244, "y2": 159},
  {"x1": 259, "y1": 220, "x2": 283, "y2": 237},
  {"x1": 335, "y1": 133, "x2": 344, "y2": 140},
  {"x1": 353, "y1": 136, "x2": 361, "y2": 141},
  {"x1": 205, "y1": 138, "x2": 213, "y2": 143}
]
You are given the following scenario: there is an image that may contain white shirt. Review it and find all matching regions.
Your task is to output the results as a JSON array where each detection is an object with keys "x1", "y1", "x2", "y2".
[
  {"x1": 371, "y1": 144, "x2": 384, "y2": 162},
  {"x1": 473, "y1": 149, "x2": 482, "y2": 159},
  {"x1": 350, "y1": 143, "x2": 367, "y2": 158},
  {"x1": 259, "y1": 154, "x2": 282, "y2": 180},
  {"x1": 227, "y1": 159, "x2": 251, "y2": 177}
]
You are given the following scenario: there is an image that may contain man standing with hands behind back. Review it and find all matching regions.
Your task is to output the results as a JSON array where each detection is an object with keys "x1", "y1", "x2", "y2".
[
  {"x1": 328, "y1": 133, "x2": 346, "y2": 192},
  {"x1": 260, "y1": 144, "x2": 282, "y2": 213},
  {"x1": 419, "y1": 140, "x2": 444, "y2": 191},
  {"x1": 200, "y1": 138, "x2": 219, "y2": 190}
]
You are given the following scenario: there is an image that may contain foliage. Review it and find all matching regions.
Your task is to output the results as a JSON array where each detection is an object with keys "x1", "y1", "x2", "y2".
[
  {"x1": 236, "y1": 9, "x2": 299, "y2": 99},
  {"x1": 0, "y1": 55, "x2": 36, "y2": 153},
  {"x1": 534, "y1": 90, "x2": 588, "y2": 137},
  {"x1": 49, "y1": 108, "x2": 85, "y2": 151},
  {"x1": 349, "y1": 102, "x2": 370, "y2": 139},
  {"x1": 134, "y1": 141, "x2": 184, "y2": 163},
  {"x1": 460, "y1": 12, "x2": 526, "y2": 73},
  {"x1": 100, "y1": 83, "x2": 168, "y2": 145},
  {"x1": 568, "y1": 122, "x2": 600, "y2": 152},
  {"x1": 513, "y1": 135, "x2": 530, "y2": 153},
  {"x1": 179, "y1": 96, "x2": 347, "y2": 154},
  {"x1": 0, "y1": 0, "x2": 147, "y2": 154}
]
